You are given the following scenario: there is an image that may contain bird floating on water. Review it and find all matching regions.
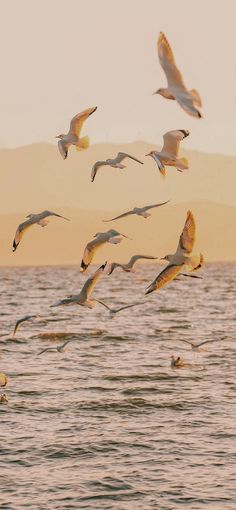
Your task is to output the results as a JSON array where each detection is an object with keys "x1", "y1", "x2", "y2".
[
  {"x1": 146, "y1": 130, "x2": 189, "y2": 177},
  {"x1": 146, "y1": 210, "x2": 203, "y2": 294},
  {"x1": 12, "y1": 210, "x2": 70, "y2": 252},
  {"x1": 170, "y1": 355, "x2": 185, "y2": 368},
  {"x1": 91, "y1": 152, "x2": 143, "y2": 182},
  {"x1": 103, "y1": 201, "x2": 170, "y2": 222},
  {"x1": 154, "y1": 32, "x2": 202, "y2": 118},
  {"x1": 80, "y1": 230, "x2": 130, "y2": 272},
  {"x1": 108, "y1": 255, "x2": 157, "y2": 275},
  {"x1": 56, "y1": 106, "x2": 97, "y2": 159},
  {"x1": 52, "y1": 262, "x2": 107, "y2": 309}
]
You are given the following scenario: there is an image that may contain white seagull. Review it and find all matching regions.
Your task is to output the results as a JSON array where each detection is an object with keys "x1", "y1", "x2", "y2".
[
  {"x1": 51, "y1": 262, "x2": 107, "y2": 309},
  {"x1": 146, "y1": 130, "x2": 189, "y2": 177},
  {"x1": 80, "y1": 230, "x2": 130, "y2": 272},
  {"x1": 103, "y1": 200, "x2": 170, "y2": 222},
  {"x1": 97, "y1": 300, "x2": 145, "y2": 319},
  {"x1": 37, "y1": 340, "x2": 73, "y2": 356},
  {"x1": 91, "y1": 152, "x2": 143, "y2": 182},
  {"x1": 56, "y1": 106, "x2": 97, "y2": 159},
  {"x1": 154, "y1": 32, "x2": 202, "y2": 118},
  {"x1": 12, "y1": 210, "x2": 70, "y2": 251},
  {"x1": 146, "y1": 210, "x2": 203, "y2": 294},
  {"x1": 108, "y1": 255, "x2": 157, "y2": 275},
  {"x1": 171, "y1": 338, "x2": 224, "y2": 353}
]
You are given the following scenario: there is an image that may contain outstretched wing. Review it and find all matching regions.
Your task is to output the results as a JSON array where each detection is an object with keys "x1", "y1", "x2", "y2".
[
  {"x1": 91, "y1": 161, "x2": 108, "y2": 182},
  {"x1": 58, "y1": 140, "x2": 68, "y2": 159},
  {"x1": 175, "y1": 92, "x2": 202, "y2": 118},
  {"x1": 116, "y1": 302, "x2": 145, "y2": 313},
  {"x1": 37, "y1": 347, "x2": 55, "y2": 356},
  {"x1": 157, "y1": 32, "x2": 186, "y2": 90},
  {"x1": 96, "y1": 299, "x2": 112, "y2": 311},
  {"x1": 80, "y1": 262, "x2": 107, "y2": 300},
  {"x1": 128, "y1": 255, "x2": 157, "y2": 267},
  {"x1": 42, "y1": 210, "x2": 70, "y2": 221},
  {"x1": 162, "y1": 130, "x2": 189, "y2": 157},
  {"x1": 103, "y1": 210, "x2": 134, "y2": 222},
  {"x1": 144, "y1": 200, "x2": 170, "y2": 211},
  {"x1": 115, "y1": 152, "x2": 143, "y2": 165},
  {"x1": 12, "y1": 219, "x2": 35, "y2": 252},
  {"x1": 145, "y1": 264, "x2": 183, "y2": 294},
  {"x1": 69, "y1": 107, "x2": 97, "y2": 137},
  {"x1": 176, "y1": 210, "x2": 195, "y2": 255}
]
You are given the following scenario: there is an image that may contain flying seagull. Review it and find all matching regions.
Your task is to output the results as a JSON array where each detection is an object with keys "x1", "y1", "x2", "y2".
[
  {"x1": 103, "y1": 200, "x2": 170, "y2": 222},
  {"x1": 146, "y1": 210, "x2": 203, "y2": 294},
  {"x1": 97, "y1": 300, "x2": 145, "y2": 319},
  {"x1": 37, "y1": 340, "x2": 73, "y2": 356},
  {"x1": 154, "y1": 32, "x2": 202, "y2": 118},
  {"x1": 91, "y1": 152, "x2": 143, "y2": 182},
  {"x1": 56, "y1": 106, "x2": 97, "y2": 159},
  {"x1": 171, "y1": 338, "x2": 224, "y2": 352},
  {"x1": 146, "y1": 130, "x2": 189, "y2": 177},
  {"x1": 108, "y1": 255, "x2": 157, "y2": 275},
  {"x1": 80, "y1": 230, "x2": 130, "y2": 272},
  {"x1": 12, "y1": 210, "x2": 70, "y2": 252},
  {"x1": 51, "y1": 262, "x2": 107, "y2": 309},
  {"x1": 12, "y1": 315, "x2": 39, "y2": 337}
]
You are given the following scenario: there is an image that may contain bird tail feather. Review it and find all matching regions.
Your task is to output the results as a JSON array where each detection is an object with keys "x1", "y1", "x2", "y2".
[
  {"x1": 77, "y1": 136, "x2": 90, "y2": 150},
  {"x1": 176, "y1": 157, "x2": 189, "y2": 171}
]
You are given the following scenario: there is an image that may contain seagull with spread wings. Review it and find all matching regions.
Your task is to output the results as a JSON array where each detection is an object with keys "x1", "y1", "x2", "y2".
[
  {"x1": 97, "y1": 300, "x2": 145, "y2": 319},
  {"x1": 91, "y1": 152, "x2": 143, "y2": 182},
  {"x1": 12, "y1": 210, "x2": 70, "y2": 252},
  {"x1": 56, "y1": 106, "x2": 97, "y2": 159},
  {"x1": 80, "y1": 230, "x2": 130, "y2": 272},
  {"x1": 103, "y1": 200, "x2": 170, "y2": 222},
  {"x1": 37, "y1": 340, "x2": 73, "y2": 356},
  {"x1": 146, "y1": 210, "x2": 204, "y2": 294},
  {"x1": 170, "y1": 338, "x2": 224, "y2": 353},
  {"x1": 154, "y1": 32, "x2": 202, "y2": 118},
  {"x1": 108, "y1": 255, "x2": 157, "y2": 275},
  {"x1": 146, "y1": 130, "x2": 189, "y2": 177},
  {"x1": 51, "y1": 263, "x2": 107, "y2": 309}
]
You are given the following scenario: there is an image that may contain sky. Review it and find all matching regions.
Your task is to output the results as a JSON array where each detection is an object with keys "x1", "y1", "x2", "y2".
[{"x1": 0, "y1": 0, "x2": 236, "y2": 155}]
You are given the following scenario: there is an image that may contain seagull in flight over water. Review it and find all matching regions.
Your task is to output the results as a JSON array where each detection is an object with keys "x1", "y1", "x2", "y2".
[
  {"x1": 80, "y1": 230, "x2": 130, "y2": 272},
  {"x1": 108, "y1": 255, "x2": 157, "y2": 275},
  {"x1": 146, "y1": 210, "x2": 204, "y2": 294},
  {"x1": 103, "y1": 201, "x2": 170, "y2": 222},
  {"x1": 56, "y1": 106, "x2": 97, "y2": 159},
  {"x1": 171, "y1": 338, "x2": 224, "y2": 352},
  {"x1": 154, "y1": 32, "x2": 202, "y2": 118},
  {"x1": 97, "y1": 300, "x2": 145, "y2": 319},
  {"x1": 37, "y1": 340, "x2": 73, "y2": 356},
  {"x1": 146, "y1": 130, "x2": 189, "y2": 177},
  {"x1": 91, "y1": 152, "x2": 143, "y2": 182}
]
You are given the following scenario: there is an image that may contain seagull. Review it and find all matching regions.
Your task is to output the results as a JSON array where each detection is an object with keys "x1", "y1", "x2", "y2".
[
  {"x1": 97, "y1": 300, "x2": 145, "y2": 319},
  {"x1": 154, "y1": 32, "x2": 202, "y2": 118},
  {"x1": 0, "y1": 393, "x2": 8, "y2": 403},
  {"x1": 170, "y1": 355, "x2": 185, "y2": 368},
  {"x1": 12, "y1": 210, "x2": 70, "y2": 252},
  {"x1": 171, "y1": 338, "x2": 224, "y2": 352},
  {"x1": 103, "y1": 200, "x2": 170, "y2": 222},
  {"x1": 80, "y1": 230, "x2": 130, "y2": 272},
  {"x1": 146, "y1": 210, "x2": 203, "y2": 294},
  {"x1": 37, "y1": 340, "x2": 73, "y2": 356},
  {"x1": 145, "y1": 130, "x2": 189, "y2": 177},
  {"x1": 56, "y1": 106, "x2": 97, "y2": 159},
  {"x1": 91, "y1": 152, "x2": 143, "y2": 182},
  {"x1": 108, "y1": 255, "x2": 157, "y2": 275},
  {"x1": 12, "y1": 315, "x2": 39, "y2": 337},
  {"x1": 0, "y1": 373, "x2": 8, "y2": 387},
  {"x1": 51, "y1": 262, "x2": 107, "y2": 309}
]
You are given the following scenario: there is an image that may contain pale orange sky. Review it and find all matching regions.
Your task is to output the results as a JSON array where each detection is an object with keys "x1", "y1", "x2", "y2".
[{"x1": 0, "y1": 0, "x2": 236, "y2": 154}]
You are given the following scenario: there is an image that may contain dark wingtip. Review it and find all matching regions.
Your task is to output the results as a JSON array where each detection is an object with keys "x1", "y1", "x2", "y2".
[
  {"x1": 197, "y1": 111, "x2": 202, "y2": 119},
  {"x1": 145, "y1": 287, "x2": 152, "y2": 295},
  {"x1": 99, "y1": 261, "x2": 107, "y2": 270},
  {"x1": 80, "y1": 260, "x2": 88, "y2": 272},
  {"x1": 179, "y1": 129, "x2": 190, "y2": 138}
]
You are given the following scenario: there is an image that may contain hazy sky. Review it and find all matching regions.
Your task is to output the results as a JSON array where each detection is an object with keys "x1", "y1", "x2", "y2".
[{"x1": 0, "y1": 0, "x2": 236, "y2": 154}]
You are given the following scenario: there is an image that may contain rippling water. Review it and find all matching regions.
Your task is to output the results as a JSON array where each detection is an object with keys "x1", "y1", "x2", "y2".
[{"x1": 1, "y1": 263, "x2": 236, "y2": 509}]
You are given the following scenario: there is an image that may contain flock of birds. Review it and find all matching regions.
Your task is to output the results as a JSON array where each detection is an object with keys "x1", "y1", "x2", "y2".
[{"x1": 0, "y1": 32, "x2": 224, "y2": 401}]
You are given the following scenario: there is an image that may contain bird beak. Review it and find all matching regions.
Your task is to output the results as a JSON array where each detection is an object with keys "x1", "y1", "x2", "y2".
[
  {"x1": 145, "y1": 153, "x2": 151, "y2": 157},
  {"x1": 121, "y1": 233, "x2": 132, "y2": 240},
  {"x1": 55, "y1": 135, "x2": 60, "y2": 138}
]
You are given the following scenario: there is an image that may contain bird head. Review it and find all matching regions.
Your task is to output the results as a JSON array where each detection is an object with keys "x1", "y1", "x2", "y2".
[
  {"x1": 145, "y1": 151, "x2": 156, "y2": 158},
  {"x1": 161, "y1": 255, "x2": 172, "y2": 262},
  {"x1": 55, "y1": 134, "x2": 65, "y2": 139},
  {"x1": 153, "y1": 88, "x2": 165, "y2": 96}
]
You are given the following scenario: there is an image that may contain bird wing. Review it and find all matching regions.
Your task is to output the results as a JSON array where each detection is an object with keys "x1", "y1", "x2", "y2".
[
  {"x1": 149, "y1": 153, "x2": 166, "y2": 177},
  {"x1": 177, "y1": 210, "x2": 195, "y2": 255},
  {"x1": 91, "y1": 161, "x2": 108, "y2": 182},
  {"x1": 116, "y1": 302, "x2": 145, "y2": 313},
  {"x1": 162, "y1": 130, "x2": 187, "y2": 156},
  {"x1": 12, "y1": 218, "x2": 36, "y2": 251},
  {"x1": 145, "y1": 264, "x2": 183, "y2": 294},
  {"x1": 42, "y1": 210, "x2": 70, "y2": 221},
  {"x1": 96, "y1": 299, "x2": 112, "y2": 311},
  {"x1": 175, "y1": 92, "x2": 202, "y2": 118},
  {"x1": 157, "y1": 32, "x2": 186, "y2": 91},
  {"x1": 69, "y1": 107, "x2": 97, "y2": 137},
  {"x1": 115, "y1": 152, "x2": 143, "y2": 165},
  {"x1": 79, "y1": 262, "x2": 107, "y2": 300},
  {"x1": 144, "y1": 200, "x2": 170, "y2": 211},
  {"x1": 37, "y1": 347, "x2": 55, "y2": 356},
  {"x1": 197, "y1": 339, "x2": 222, "y2": 347},
  {"x1": 80, "y1": 237, "x2": 106, "y2": 272},
  {"x1": 128, "y1": 255, "x2": 157, "y2": 267},
  {"x1": 108, "y1": 262, "x2": 120, "y2": 275},
  {"x1": 58, "y1": 140, "x2": 68, "y2": 159},
  {"x1": 103, "y1": 210, "x2": 134, "y2": 222},
  {"x1": 13, "y1": 315, "x2": 37, "y2": 336}
]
